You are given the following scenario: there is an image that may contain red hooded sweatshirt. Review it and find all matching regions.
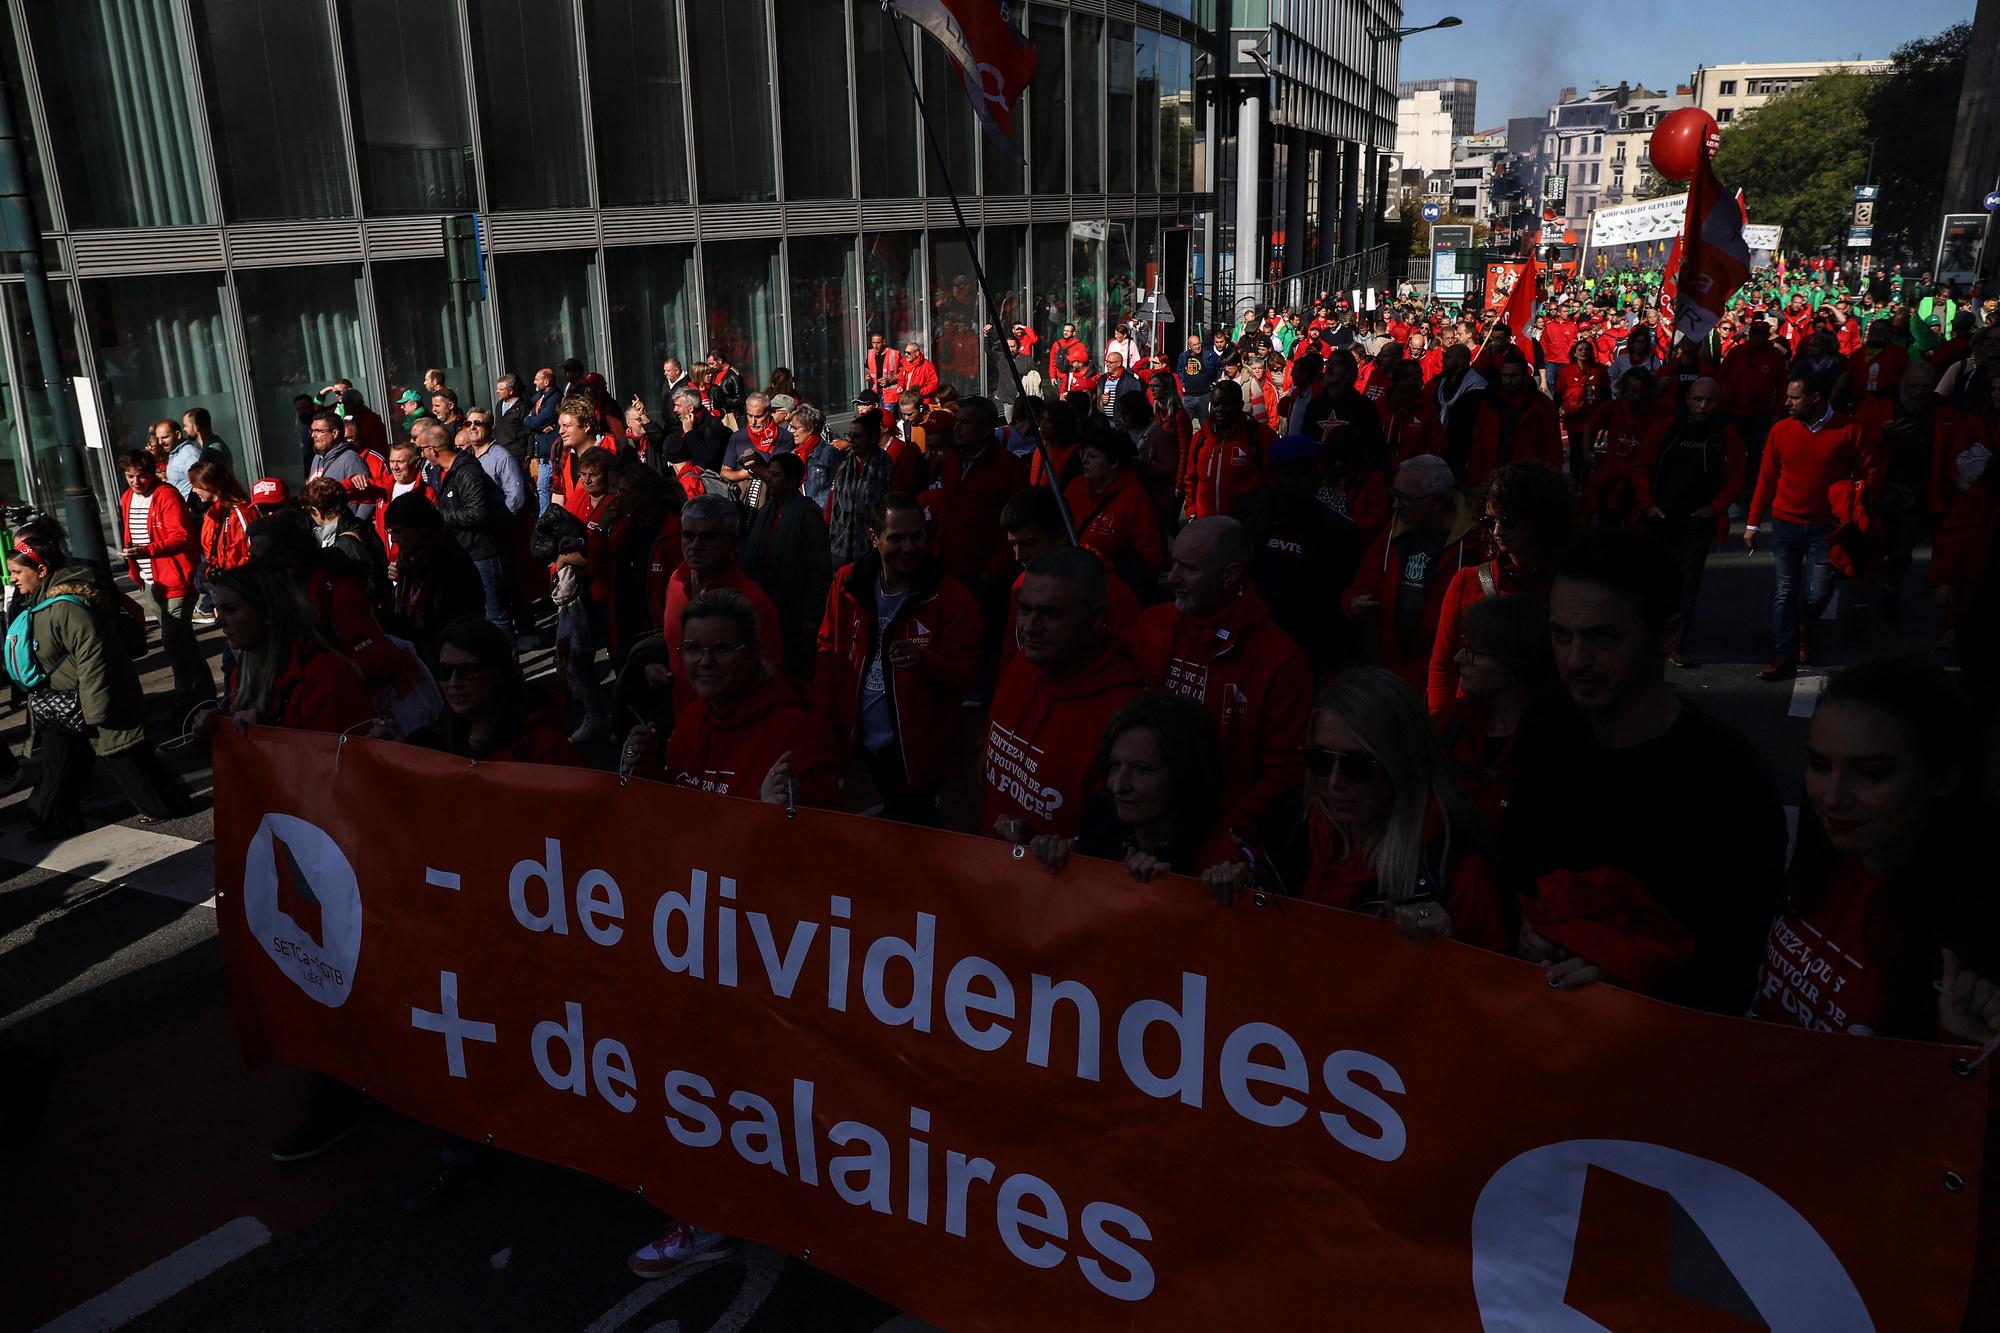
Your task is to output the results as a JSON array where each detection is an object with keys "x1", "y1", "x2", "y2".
[
  {"x1": 813, "y1": 556, "x2": 981, "y2": 788},
  {"x1": 982, "y1": 644, "x2": 1144, "y2": 839},
  {"x1": 1464, "y1": 385, "x2": 1563, "y2": 487},
  {"x1": 1063, "y1": 468, "x2": 1166, "y2": 575},
  {"x1": 1127, "y1": 591, "x2": 1313, "y2": 835},
  {"x1": 1190, "y1": 416, "x2": 1273, "y2": 519},
  {"x1": 922, "y1": 445, "x2": 1028, "y2": 586},
  {"x1": 665, "y1": 677, "x2": 841, "y2": 805}
]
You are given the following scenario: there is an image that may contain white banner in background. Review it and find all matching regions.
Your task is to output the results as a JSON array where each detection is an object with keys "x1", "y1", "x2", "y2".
[{"x1": 1585, "y1": 194, "x2": 1689, "y2": 249}]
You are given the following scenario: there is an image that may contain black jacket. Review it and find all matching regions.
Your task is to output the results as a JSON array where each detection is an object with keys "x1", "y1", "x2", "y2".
[
  {"x1": 657, "y1": 411, "x2": 730, "y2": 474},
  {"x1": 490, "y1": 396, "x2": 533, "y2": 462},
  {"x1": 435, "y1": 452, "x2": 504, "y2": 561},
  {"x1": 740, "y1": 490, "x2": 834, "y2": 680},
  {"x1": 389, "y1": 531, "x2": 485, "y2": 665},
  {"x1": 1231, "y1": 486, "x2": 1364, "y2": 674},
  {"x1": 708, "y1": 366, "x2": 746, "y2": 419}
]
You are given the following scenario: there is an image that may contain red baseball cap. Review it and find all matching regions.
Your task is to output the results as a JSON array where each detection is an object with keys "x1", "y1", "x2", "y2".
[{"x1": 251, "y1": 477, "x2": 288, "y2": 504}]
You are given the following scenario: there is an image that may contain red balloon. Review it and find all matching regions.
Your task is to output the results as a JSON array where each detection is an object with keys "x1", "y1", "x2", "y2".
[{"x1": 1648, "y1": 107, "x2": 1721, "y2": 183}]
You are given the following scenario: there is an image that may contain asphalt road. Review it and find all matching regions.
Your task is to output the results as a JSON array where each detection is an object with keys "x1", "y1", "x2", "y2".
[{"x1": 0, "y1": 536, "x2": 1967, "y2": 1332}]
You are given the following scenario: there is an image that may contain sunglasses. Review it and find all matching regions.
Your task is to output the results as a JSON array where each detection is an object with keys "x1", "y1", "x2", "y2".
[
  {"x1": 1302, "y1": 745, "x2": 1378, "y2": 783},
  {"x1": 436, "y1": 661, "x2": 485, "y2": 682},
  {"x1": 1479, "y1": 513, "x2": 1515, "y2": 531}
]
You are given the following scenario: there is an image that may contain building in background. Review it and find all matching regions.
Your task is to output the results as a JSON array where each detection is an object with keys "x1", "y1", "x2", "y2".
[
  {"x1": 1941, "y1": 0, "x2": 1999, "y2": 287},
  {"x1": 1602, "y1": 89, "x2": 1693, "y2": 207},
  {"x1": 1688, "y1": 59, "x2": 1889, "y2": 126},
  {"x1": 0, "y1": 0, "x2": 1215, "y2": 515},
  {"x1": 1210, "y1": 0, "x2": 1407, "y2": 312},
  {"x1": 1538, "y1": 83, "x2": 1660, "y2": 229},
  {"x1": 1397, "y1": 77, "x2": 1476, "y2": 140},
  {"x1": 1395, "y1": 86, "x2": 1458, "y2": 175},
  {"x1": 1451, "y1": 132, "x2": 1507, "y2": 223}
]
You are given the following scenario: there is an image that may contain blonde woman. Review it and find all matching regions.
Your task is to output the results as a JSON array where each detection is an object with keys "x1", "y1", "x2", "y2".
[{"x1": 1206, "y1": 666, "x2": 1505, "y2": 951}]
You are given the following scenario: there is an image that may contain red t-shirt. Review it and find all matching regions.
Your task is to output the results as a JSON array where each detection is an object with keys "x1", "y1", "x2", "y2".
[{"x1": 1752, "y1": 859, "x2": 1892, "y2": 1035}]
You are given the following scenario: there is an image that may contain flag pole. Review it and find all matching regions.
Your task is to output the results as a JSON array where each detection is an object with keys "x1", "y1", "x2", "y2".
[
  {"x1": 883, "y1": 4, "x2": 1078, "y2": 543},
  {"x1": 1670, "y1": 137, "x2": 1708, "y2": 349}
]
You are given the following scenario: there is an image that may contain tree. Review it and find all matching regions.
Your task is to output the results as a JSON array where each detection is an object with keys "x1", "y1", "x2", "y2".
[
  {"x1": 1710, "y1": 23, "x2": 1969, "y2": 257},
  {"x1": 1712, "y1": 71, "x2": 1871, "y2": 250}
]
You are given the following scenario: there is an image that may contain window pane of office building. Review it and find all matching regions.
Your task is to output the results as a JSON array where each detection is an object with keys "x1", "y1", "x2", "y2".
[
  {"x1": 0, "y1": 8, "x2": 52, "y2": 233},
  {"x1": 497, "y1": 251, "x2": 602, "y2": 386},
  {"x1": 0, "y1": 306, "x2": 27, "y2": 505},
  {"x1": 237, "y1": 265, "x2": 372, "y2": 482},
  {"x1": 1175, "y1": 41, "x2": 1196, "y2": 193},
  {"x1": 470, "y1": 0, "x2": 591, "y2": 212},
  {"x1": 1071, "y1": 224, "x2": 1103, "y2": 349},
  {"x1": 854, "y1": 8, "x2": 920, "y2": 198},
  {"x1": 1031, "y1": 221, "x2": 1068, "y2": 350},
  {"x1": 775, "y1": 0, "x2": 853, "y2": 201},
  {"x1": 922, "y1": 40, "x2": 977, "y2": 197},
  {"x1": 686, "y1": 0, "x2": 777, "y2": 204},
  {"x1": 1028, "y1": 8, "x2": 1066, "y2": 196},
  {"x1": 605, "y1": 246, "x2": 700, "y2": 412},
  {"x1": 6, "y1": 283, "x2": 86, "y2": 506},
  {"x1": 374, "y1": 258, "x2": 493, "y2": 411},
  {"x1": 928, "y1": 232, "x2": 980, "y2": 397},
  {"x1": 984, "y1": 226, "x2": 1029, "y2": 347},
  {"x1": 1108, "y1": 220, "x2": 1137, "y2": 340},
  {"x1": 863, "y1": 231, "x2": 922, "y2": 349},
  {"x1": 1106, "y1": 22, "x2": 1135, "y2": 195},
  {"x1": 1070, "y1": 15, "x2": 1103, "y2": 194},
  {"x1": 339, "y1": 0, "x2": 477, "y2": 215},
  {"x1": 582, "y1": 0, "x2": 691, "y2": 207},
  {"x1": 703, "y1": 240, "x2": 783, "y2": 388},
  {"x1": 786, "y1": 235, "x2": 859, "y2": 409},
  {"x1": 82, "y1": 274, "x2": 239, "y2": 459},
  {"x1": 188, "y1": 0, "x2": 352, "y2": 221},
  {"x1": 1134, "y1": 27, "x2": 1159, "y2": 196},
  {"x1": 25, "y1": 0, "x2": 210, "y2": 227}
]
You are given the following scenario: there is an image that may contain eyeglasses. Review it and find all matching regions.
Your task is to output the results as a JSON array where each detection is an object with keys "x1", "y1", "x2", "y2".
[
  {"x1": 680, "y1": 640, "x2": 749, "y2": 661},
  {"x1": 1479, "y1": 512, "x2": 1514, "y2": 531},
  {"x1": 436, "y1": 661, "x2": 485, "y2": 682},
  {"x1": 1302, "y1": 745, "x2": 1378, "y2": 783}
]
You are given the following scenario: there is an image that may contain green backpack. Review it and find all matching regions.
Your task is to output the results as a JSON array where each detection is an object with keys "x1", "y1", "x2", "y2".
[{"x1": 4, "y1": 594, "x2": 85, "y2": 690}]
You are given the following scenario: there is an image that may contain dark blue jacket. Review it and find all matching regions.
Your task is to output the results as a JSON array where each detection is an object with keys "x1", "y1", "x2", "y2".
[
  {"x1": 1178, "y1": 347, "x2": 1223, "y2": 398},
  {"x1": 524, "y1": 386, "x2": 563, "y2": 462}
]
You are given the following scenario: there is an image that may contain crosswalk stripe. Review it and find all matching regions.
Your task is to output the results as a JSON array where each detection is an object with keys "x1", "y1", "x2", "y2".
[
  {"x1": 0, "y1": 822, "x2": 214, "y2": 908},
  {"x1": 35, "y1": 1216, "x2": 270, "y2": 1332}
]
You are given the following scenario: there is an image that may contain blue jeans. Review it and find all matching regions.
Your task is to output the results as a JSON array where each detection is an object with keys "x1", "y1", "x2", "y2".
[
  {"x1": 472, "y1": 556, "x2": 511, "y2": 634},
  {"x1": 1769, "y1": 519, "x2": 1834, "y2": 659},
  {"x1": 535, "y1": 456, "x2": 554, "y2": 514}
]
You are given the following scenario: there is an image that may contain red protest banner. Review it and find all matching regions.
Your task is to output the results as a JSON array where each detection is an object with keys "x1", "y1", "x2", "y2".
[{"x1": 215, "y1": 728, "x2": 1988, "y2": 1330}]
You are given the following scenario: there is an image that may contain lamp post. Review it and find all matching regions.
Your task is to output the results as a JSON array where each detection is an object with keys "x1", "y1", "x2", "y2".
[{"x1": 1362, "y1": 17, "x2": 1461, "y2": 266}]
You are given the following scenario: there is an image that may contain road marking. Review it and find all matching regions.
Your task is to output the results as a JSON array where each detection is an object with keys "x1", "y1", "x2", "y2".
[
  {"x1": 36, "y1": 1215, "x2": 270, "y2": 1332},
  {"x1": 0, "y1": 822, "x2": 214, "y2": 908},
  {"x1": 1787, "y1": 673, "x2": 1824, "y2": 718},
  {"x1": 425, "y1": 867, "x2": 462, "y2": 891}
]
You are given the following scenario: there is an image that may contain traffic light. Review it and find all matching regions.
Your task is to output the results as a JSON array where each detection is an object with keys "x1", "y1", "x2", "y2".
[{"x1": 443, "y1": 214, "x2": 485, "y2": 302}]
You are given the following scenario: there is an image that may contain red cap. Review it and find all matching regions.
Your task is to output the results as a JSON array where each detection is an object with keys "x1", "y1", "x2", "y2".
[{"x1": 251, "y1": 477, "x2": 288, "y2": 504}]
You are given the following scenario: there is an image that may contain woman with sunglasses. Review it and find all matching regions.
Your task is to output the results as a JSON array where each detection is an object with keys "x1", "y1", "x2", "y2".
[
  {"x1": 1427, "y1": 460, "x2": 1574, "y2": 711},
  {"x1": 1024, "y1": 692, "x2": 1236, "y2": 883},
  {"x1": 1207, "y1": 667, "x2": 1504, "y2": 951},
  {"x1": 407, "y1": 615, "x2": 577, "y2": 765},
  {"x1": 1434, "y1": 593, "x2": 1556, "y2": 836},
  {"x1": 620, "y1": 589, "x2": 839, "y2": 807}
]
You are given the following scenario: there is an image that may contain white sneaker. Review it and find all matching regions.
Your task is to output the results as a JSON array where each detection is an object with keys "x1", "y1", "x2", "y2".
[
  {"x1": 628, "y1": 1223, "x2": 732, "y2": 1278},
  {"x1": 570, "y1": 714, "x2": 608, "y2": 745}
]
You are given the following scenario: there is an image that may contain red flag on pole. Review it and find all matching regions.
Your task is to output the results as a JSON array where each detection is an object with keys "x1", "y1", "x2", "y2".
[
  {"x1": 1669, "y1": 142, "x2": 1751, "y2": 343},
  {"x1": 892, "y1": 1, "x2": 1037, "y2": 163},
  {"x1": 1499, "y1": 249, "x2": 1539, "y2": 343}
]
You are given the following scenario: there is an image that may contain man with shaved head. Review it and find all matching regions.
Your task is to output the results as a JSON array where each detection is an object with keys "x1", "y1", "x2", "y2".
[
  {"x1": 1128, "y1": 515, "x2": 1313, "y2": 836},
  {"x1": 1638, "y1": 376, "x2": 1745, "y2": 668}
]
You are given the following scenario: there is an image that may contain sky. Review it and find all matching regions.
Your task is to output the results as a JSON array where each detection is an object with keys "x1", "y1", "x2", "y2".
[{"x1": 1394, "y1": 0, "x2": 1975, "y2": 128}]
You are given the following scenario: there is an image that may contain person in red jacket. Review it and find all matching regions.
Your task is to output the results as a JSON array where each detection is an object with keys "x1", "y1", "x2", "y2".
[
  {"x1": 627, "y1": 589, "x2": 840, "y2": 805},
  {"x1": 985, "y1": 546, "x2": 1144, "y2": 841},
  {"x1": 1432, "y1": 592, "x2": 1556, "y2": 837},
  {"x1": 1464, "y1": 352, "x2": 1563, "y2": 487},
  {"x1": 1049, "y1": 347, "x2": 1100, "y2": 401},
  {"x1": 1746, "y1": 375, "x2": 1878, "y2": 680},
  {"x1": 1190, "y1": 380, "x2": 1272, "y2": 519},
  {"x1": 1063, "y1": 428, "x2": 1166, "y2": 588},
  {"x1": 1128, "y1": 517, "x2": 1312, "y2": 836},
  {"x1": 895, "y1": 341, "x2": 942, "y2": 404},
  {"x1": 190, "y1": 459, "x2": 256, "y2": 580},
  {"x1": 1579, "y1": 370, "x2": 1665, "y2": 525},
  {"x1": 1045, "y1": 322, "x2": 1086, "y2": 381},
  {"x1": 118, "y1": 448, "x2": 214, "y2": 708},
  {"x1": 1342, "y1": 454, "x2": 1480, "y2": 690},
  {"x1": 1428, "y1": 460, "x2": 1573, "y2": 711},
  {"x1": 1634, "y1": 378, "x2": 1746, "y2": 665},
  {"x1": 813, "y1": 495, "x2": 980, "y2": 825},
  {"x1": 997, "y1": 486, "x2": 1141, "y2": 668},
  {"x1": 1557, "y1": 340, "x2": 1613, "y2": 482},
  {"x1": 413, "y1": 615, "x2": 579, "y2": 766},
  {"x1": 376, "y1": 440, "x2": 438, "y2": 569},
  {"x1": 1719, "y1": 318, "x2": 1790, "y2": 478},
  {"x1": 1378, "y1": 361, "x2": 1444, "y2": 464},
  {"x1": 209, "y1": 561, "x2": 372, "y2": 734},
  {"x1": 919, "y1": 396, "x2": 1027, "y2": 687},
  {"x1": 1844, "y1": 317, "x2": 1909, "y2": 405},
  {"x1": 862, "y1": 333, "x2": 901, "y2": 399},
  {"x1": 661, "y1": 494, "x2": 784, "y2": 718}
]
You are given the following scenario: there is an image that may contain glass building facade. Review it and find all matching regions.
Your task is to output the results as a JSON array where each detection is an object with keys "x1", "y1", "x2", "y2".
[{"x1": 0, "y1": 0, "x2": 1215, "y2": 515}]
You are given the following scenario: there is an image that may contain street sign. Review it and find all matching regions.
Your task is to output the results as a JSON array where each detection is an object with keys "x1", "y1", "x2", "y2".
[
  {"x1": 1984, "y1": 191, "x2": 2000, "y2": 213},
  {"x1": 1852, "y1": 200, "x2": 1874, "y2": 228},
  {"x1": 1847, "y1": 226, "x2": 1873, "y2": 248},
  {"x1": 1854, "y1": 184, "x2": 1879, "y2": 202},
  {"x1": 1544, "y1": 174, "x2": 1567, "y2": 202},
  {"x1": 1422, "y1": 203, "x2": 1442, "y2": 222}
]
